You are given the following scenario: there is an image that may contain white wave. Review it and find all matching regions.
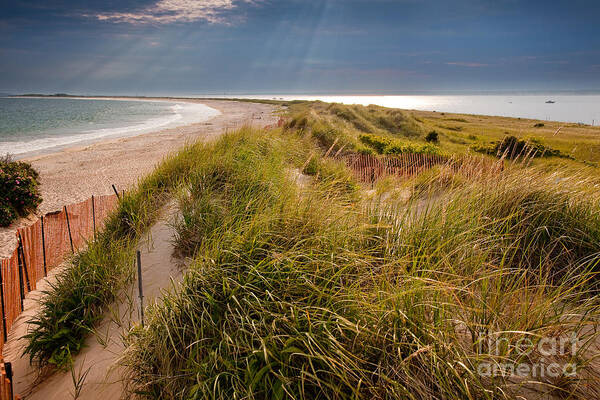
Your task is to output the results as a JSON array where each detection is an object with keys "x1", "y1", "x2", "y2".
[{"x1": 1, "y1": 100, "x2": 220, "y2": 156}]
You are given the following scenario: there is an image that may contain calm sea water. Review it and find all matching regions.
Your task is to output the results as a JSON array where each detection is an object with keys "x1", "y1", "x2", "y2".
[
  {"x1": 206, "y1": 94, "x2": 600, "y2": 125},
  {"x1": 0, "y1": 97, "x2": 220, "y2": 157}
]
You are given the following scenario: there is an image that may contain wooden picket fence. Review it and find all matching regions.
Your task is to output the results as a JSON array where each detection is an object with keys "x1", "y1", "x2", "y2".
[
  {"x1": 0, "y1": 194, "x2": 118, "y2": 399},
  {"x1": 340, "y1": 152, "x2": 503, "y2": 183},
  {"x1": 264, "y1": 116, "x2": 286, "y2": 131},
  {"x1": 0, "y1": 363, "x2": 13, "y2": 400}
]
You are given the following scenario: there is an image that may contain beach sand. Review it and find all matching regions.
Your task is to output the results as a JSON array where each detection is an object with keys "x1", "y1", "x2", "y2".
[{"x1": 0, "y1": 99, "x2": 279, "y2": 258}]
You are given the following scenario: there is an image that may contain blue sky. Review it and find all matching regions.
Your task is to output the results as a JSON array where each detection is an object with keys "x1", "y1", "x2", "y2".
[{"x1": 1, "y1": 0, "x2": 599, "y2": 95}]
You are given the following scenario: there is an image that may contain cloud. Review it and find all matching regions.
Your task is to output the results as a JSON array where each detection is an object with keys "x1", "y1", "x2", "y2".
[
  {"x1": 543, "y1": 60, "x2": 570, "y2": 65},
  {"x1": 90, "y1": 0, "x2": 258, "y2": 24},
  {"x1": 446, "y1": 62, "x2": 489, "y2": 67}
]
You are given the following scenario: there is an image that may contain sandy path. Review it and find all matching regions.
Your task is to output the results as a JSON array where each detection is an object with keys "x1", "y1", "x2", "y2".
[
  {"x1": 4, "y1": 203, "x2": 184, "y2": 399},
  {"x1": 0, "y1": 99, "x2": 279, "y2": 258}
]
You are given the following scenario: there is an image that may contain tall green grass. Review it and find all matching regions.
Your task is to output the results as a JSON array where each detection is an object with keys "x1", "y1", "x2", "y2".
[
  {"x1": 121, "y1": 127, "x2": 600, "y2": 399},
  {"x1": 285, "y1": 102, "x2": 428, "y2": 154},
  {"x1": 23, "y1": 141, "x2": 216, "y2": 369}
]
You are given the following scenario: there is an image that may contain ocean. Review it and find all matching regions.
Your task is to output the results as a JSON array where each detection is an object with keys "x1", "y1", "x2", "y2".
[{"x1": 0, "y1": 97, "x2": 220, "y2": 157}]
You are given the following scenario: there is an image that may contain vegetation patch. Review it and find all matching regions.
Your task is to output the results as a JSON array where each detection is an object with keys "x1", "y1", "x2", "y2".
[
  {"x1": 302, "y1": 156, "x2": 360, "y2": 199},
  {"x1": 284, "y1": 102, "x2": 428, "y2": 155},
  {"x1": 328, "y1": 103, "x2": 423, "y2": 137},
  {"x1": 359, "y1": 133, "x2": 441, "y2": 155},
  {"x1": 425, "y1": 130, "x2": 439, "y2": 143},
  {"x1": 0, "y1": 155, "x2": 41, "y2": 226},
  {"x1": 472, "y1": 135, "x2": 571, "y2": 159}
]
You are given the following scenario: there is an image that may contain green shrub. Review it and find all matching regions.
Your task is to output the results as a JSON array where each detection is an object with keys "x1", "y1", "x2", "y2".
[
  {"x1": 425, "y1": 130, "x2": 439, "y2": 143},
  {"x1": 359, "y1": 133, "x2": 390, "y2": 153},
  {"x1": 0, "y1": 204, "x2": 17, "y2": 227},
  {"x1": 384, "y1": 141, "x2": 440, "y2": 155},
  {"x1": 359, "y1": 133, "x2": 441, "y2": 155},
  {"x1": 302, "y1": 157, "x2": 319, "y2": 176},
  {"x1": 0, "y1": 156, "x2": 42, "y2": 226},
  {"x1": 472, "y1": 135, "x2": 569, "y2": 159}
]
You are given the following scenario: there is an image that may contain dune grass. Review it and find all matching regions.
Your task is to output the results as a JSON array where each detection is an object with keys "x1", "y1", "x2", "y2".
[
  {"x1": 284, "y1": 101, "x2": 428, "y2": 155},
  {"x1": 283, "y1": 101, "x2": 600, "y2": 175},
  {"x1": 21, "y1": 99, "x2": 600, "y2": 397},
  {"x1": 120, "y1": 127, "x2": 600, "y2": 399},
  {"x1": 23, "y1": 141, "x2": 213, "y2": 369}
]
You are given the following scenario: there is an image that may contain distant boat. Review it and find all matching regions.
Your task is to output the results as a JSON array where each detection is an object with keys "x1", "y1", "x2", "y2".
[{"x1": 545, "y1": 100, "x2": 556, "y2": 104}]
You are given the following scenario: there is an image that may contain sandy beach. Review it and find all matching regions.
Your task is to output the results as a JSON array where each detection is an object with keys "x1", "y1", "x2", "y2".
[{"x1": 0, "y1": 99, "x2": 279, "y2": 258}]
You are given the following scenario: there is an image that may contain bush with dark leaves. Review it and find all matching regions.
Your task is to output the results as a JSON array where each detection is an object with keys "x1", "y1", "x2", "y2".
[{"x1": 0, "y1": 156, "x2": 42, "y2": 226}]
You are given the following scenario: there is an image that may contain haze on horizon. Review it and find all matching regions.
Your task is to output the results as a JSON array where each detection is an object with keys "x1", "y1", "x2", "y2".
[{"x1": 1, "y1": 0, "x2": 599, "y2": 96}]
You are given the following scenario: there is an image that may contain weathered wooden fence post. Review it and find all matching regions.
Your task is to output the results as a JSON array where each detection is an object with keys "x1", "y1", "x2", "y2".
[
  {"x1": 64, "y1": 206, "x2": 74, "y2": 253},
  {"x1": 16, "y1": 241, "x2": 25, "y2": 312},
  {"x1": 91, "y1": 195, "x2": 96, "y2": 239},
  {"x1": 112, "y1": 184, "x2": 121, "y2": 200},
  {"x1": 41, "y1": 215, "x2": 47, "y2": 276},
  {"x1": 137, "y1": 250, "x2": 144, "y2": 327},
  {"x1": 0, "y1": 263, "x2": 7, "y2": 342},
  {"x1": 5, "y1": 361, "x2": 13, "y2": 400},
  {"x1": 18, "y1": 234, "x2": 30, "y2": 292}
]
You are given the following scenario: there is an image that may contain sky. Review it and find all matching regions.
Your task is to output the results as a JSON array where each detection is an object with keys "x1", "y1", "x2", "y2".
[{"x1": 1, "y1": 0, "x2": 599, "y2": 95}]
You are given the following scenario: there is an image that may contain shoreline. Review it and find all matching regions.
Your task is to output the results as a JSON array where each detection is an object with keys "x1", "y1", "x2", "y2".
[
  {"x1": 0, "y1": 99, "x2": 279, "y2": 258},
  {"x1": 5, "y1": 96, "x2": 221, "y2": 159}
]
